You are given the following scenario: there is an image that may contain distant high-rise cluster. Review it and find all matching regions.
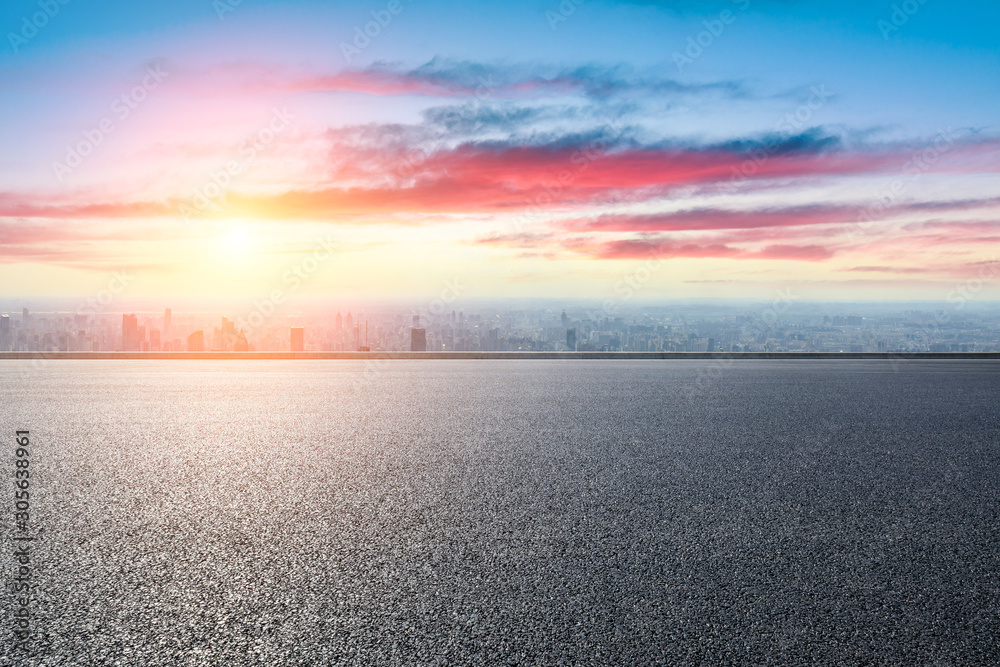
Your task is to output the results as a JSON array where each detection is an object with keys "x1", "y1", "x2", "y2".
[{"x1": 1, "y1": 303, "x2": 999, "y2": 354}]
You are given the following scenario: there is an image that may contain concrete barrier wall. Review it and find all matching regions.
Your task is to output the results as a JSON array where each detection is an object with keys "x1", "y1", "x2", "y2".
[{"x1": 1, "y1": 352, "x2": 998, "y2": 360}]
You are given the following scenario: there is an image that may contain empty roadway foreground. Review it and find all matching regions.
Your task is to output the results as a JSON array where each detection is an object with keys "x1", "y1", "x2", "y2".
[{"x1": 2, "y1": 360, "x2": 999, "y2": 665}]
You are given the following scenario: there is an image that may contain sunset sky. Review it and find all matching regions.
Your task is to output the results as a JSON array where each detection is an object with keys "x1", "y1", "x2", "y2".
[{"x1": 1, "y1": 0, "x2": 998, "y2": 304}]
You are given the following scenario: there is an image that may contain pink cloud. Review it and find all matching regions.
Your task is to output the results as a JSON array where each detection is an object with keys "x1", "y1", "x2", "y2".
[
  {"x1": 846, "y1": 265, "x2": 932, "y2": 274},
  {"x1": 583, "y1": 237, "x2": 835, "y2": 262},
  {"x1": 563, "y1": 205, "x2": 859, "y2": 233}
]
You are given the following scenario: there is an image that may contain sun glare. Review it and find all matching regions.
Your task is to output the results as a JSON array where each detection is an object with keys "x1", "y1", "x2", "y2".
[{"x1": 224, "y1": 229, "x2": 250, "y2": 254}]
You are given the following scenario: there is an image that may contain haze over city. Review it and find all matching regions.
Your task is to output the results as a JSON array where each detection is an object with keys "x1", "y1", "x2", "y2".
[{"x1": 3, "y1": 300, "x2": 1000, "y2": 354}]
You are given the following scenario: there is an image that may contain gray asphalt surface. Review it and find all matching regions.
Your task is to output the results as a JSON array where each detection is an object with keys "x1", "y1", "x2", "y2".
[{"x1": 2, "y1": 360, "x2": 999, "y2": 665}]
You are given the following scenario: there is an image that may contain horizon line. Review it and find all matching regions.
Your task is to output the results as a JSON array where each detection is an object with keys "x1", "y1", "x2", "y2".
[{"x1": 3, "y1": 352, "x2": 999, "y2": 361}]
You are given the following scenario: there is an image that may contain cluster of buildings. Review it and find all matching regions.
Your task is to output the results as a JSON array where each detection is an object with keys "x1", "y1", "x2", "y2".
[{"x1": 2, "y1": 303, "x2": 999, "y2": 354}]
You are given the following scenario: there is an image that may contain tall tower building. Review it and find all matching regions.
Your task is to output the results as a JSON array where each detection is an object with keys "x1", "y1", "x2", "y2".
[
  {"x1": 233, "y1": 329, "x2": 249, "y2": 352},
  {"x1": 122, "y1": 314, "x2": 139, "y2": 351},
  {"x1": 290, "y1": 327, "x2": 305, "y2": 352},
  {"x1": 221, "y1": 317, "x2": 236, "y2": 350},
  {"x1": 187, "y1": 330, "x2": 204, "y2": 352},
  {"x1": 163, "y1": 308, "x2": 172, "y2": 337},
  {"x1": 411, "y1": 328, "x2": 427, "y2": 352}
]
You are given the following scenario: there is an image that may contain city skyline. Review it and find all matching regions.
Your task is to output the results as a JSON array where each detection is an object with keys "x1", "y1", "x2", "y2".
[
  {"x1": 4, "y1": 299, "x2": 999, "y2": 354},
  {"x1": 1, "y1": 1, "x2": 999, "y2": 302}
]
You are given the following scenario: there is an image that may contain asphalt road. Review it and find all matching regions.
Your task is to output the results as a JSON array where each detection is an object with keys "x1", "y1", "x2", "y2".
[{"x1": 2, "y1": 360, "x2": 999, "y2": 665}]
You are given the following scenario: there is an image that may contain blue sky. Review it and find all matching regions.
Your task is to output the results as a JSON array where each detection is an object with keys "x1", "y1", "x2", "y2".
[{"x1": 1, "y1": 0, "x2": 998, "y2": 301}]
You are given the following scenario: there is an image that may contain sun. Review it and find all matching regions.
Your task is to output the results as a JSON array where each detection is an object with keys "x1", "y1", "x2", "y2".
[{"x1": 224, "y1": 229, "x2": 250, "y2": 254}]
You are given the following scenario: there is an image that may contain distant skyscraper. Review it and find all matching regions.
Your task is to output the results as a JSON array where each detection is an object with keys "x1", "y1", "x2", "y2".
[
  {"x1": 335, "y1": 312, "x2": 343, "y2": 330},
  {"x1": 150, "y1": 329, "x2": 161, "y2": 351},
  {"x1": 233, "y1": 329, "x2": 249, "y2": 352},
  {"x1": 122, "y1": 314, "x2": 139, "y2": 351},
  {"x1": 567, "y1": 328, "x2": 577, "y2": 351},
  {"x1": 0, "y1": 314, "x2": 9, "y2": 351},
  {"x1": 163, "y1": 308, "x2": 171, "y2": 337},
  {"x1": 345, "y1": 312, "x2": 353, "y2": 332},
  {"x1": 411, "y1": 328, "x2": 427, "y2": 352},
  {"x1": 358, "y1": 320, "x2": 370, "y2": 352},
  {"x1": 22, "y1": 308, "x2": 29, "y2": 324},
  {"x1": 221, "y1": 317, "x2": 236, "y2": 350},
  {"x1": 561, "y1": 310, "x2": 569, "y2": 328},
  {"x1": 290, "y1": 326, "x2": 304, "y2": 352},
  {"x1": 187, "y1": 330, "x2": 204, "y2": 352},
  {"x1": 0, "y1": 314, "x2": 8, "y2": 334}
]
